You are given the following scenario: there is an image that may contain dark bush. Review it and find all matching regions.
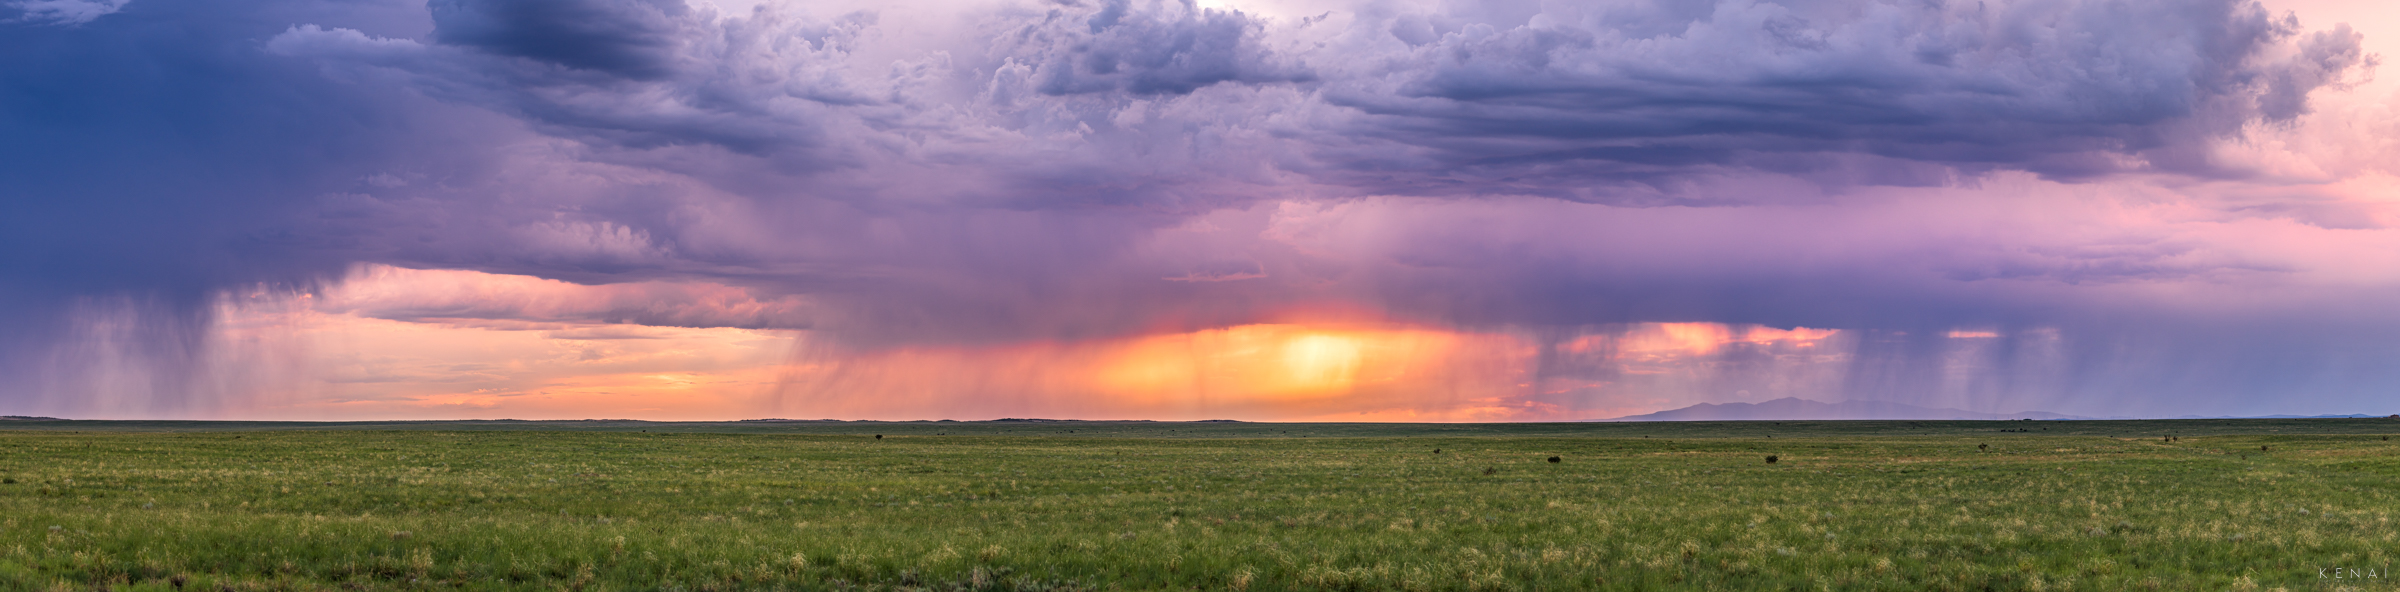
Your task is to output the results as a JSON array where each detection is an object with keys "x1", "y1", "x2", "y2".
[{"x1": 1765, "y1": 455, "x2": 1779, "y2": 464}]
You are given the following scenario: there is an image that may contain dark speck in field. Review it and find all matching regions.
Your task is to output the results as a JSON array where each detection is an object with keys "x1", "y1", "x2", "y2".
[
  {"x1": 1433, "y1": 449, "x2": 1440, "y2": 454},
  {"x1": 1482, "y1": 468, "x2": 1497, "y2": 476},
  {"x1": 170, "y1": 575, "x2": 186, "y2": 589},
  {"x1": 1547, "y1": 456, "x2": 1560, "y2": 463},
  {"x1": 1765, "y1": 455, "x2": 1779, "y2": 464},
  {"x1": 876, "y1": 435, "x2": 883, "y2": 439},
  {"x1": 2260, "y1": 445, "x2": 2268, "y2": 451}
]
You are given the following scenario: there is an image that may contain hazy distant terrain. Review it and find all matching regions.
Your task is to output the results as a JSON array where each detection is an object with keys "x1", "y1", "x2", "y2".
[
  {"x1": 1594, "y1": 398, "x2": 2090, "y2": 421},
  {"x1": 1592, "y1": 399, "x2": 2398, "y2": 422}
]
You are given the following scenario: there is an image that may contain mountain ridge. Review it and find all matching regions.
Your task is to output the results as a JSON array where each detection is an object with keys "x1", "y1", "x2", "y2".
[{"x1": 1590, "y1": 398, "x2": 2089, "y2": 422}]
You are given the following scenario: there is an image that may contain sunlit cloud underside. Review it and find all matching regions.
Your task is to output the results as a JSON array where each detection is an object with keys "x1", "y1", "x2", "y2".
[{"x1": 54, "y1": 266, "x2": 2111, "y2": 422}]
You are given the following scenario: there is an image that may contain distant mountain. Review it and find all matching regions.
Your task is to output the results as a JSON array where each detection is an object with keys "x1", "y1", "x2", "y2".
[
  {"x1": 2174, "y1": 413, "x2": 2397, "y2": 419},
  {"x1": 1592, "y1": 398, "x2": 2088, "y2": 421}
]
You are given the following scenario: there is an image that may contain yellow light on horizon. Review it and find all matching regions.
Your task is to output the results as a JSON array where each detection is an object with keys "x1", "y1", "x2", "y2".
[{"x1": 1279, "y1": 333, "x2": 1363, "y2": 392}]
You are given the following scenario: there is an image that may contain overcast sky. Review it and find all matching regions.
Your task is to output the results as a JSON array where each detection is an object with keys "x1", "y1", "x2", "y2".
[{"x1": 3, "y1": 0, "x2": 2395, "y2": 420}]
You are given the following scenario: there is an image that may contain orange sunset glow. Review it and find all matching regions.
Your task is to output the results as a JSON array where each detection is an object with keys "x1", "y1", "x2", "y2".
[
  {"x1": 781, "y1": 323, "x2": 1541, "y2": 421},
  {"x1": 117, "y1": 265, "x2": 1920, "y2": 421}
]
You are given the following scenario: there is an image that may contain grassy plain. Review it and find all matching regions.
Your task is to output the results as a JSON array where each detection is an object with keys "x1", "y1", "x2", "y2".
[{"x1": 1, "y1": 419, "x2": 2396, "y2": 591}]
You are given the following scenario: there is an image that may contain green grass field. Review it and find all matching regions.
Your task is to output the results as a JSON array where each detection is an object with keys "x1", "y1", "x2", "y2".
[{"x1": 2, "y1": 419, "x2": 2396, "y2": 591}]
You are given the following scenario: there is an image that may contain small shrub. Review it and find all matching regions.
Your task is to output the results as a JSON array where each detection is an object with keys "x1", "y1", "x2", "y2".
[
  {"x1": 1482, "y1": 468, "x2": 1497, "y2": 476},
  {"x1": 1978, "y1": 444, "x2": 1987, "y2": 451},
  {"x1": 1764, "y1": 455, "x2": 1778, "y2": 464},
  {"x1": 1546, "y1": 456, "x2": 1560, "y2": 463}
]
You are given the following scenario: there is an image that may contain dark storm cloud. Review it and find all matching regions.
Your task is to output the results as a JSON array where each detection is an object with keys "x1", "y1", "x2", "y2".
[
  {"x1": 1011, "y1": 0, "x2": 1313, "y2": 95},
  {"x1": 2, "y1": 0, "x2": 2389, "y2": 417},
  {"x1": 1314, "y1": 0, "x2": 2372, "y2": 193},
  {"x1": 268, "y1": 0, "x2": 2371, "y2": 202},
  {"x1": 430, "y1": 0, "x2": 691, "y2": 79},
  {"x1": 0, "y1": 0, "x2": 508, "y2": 409}
]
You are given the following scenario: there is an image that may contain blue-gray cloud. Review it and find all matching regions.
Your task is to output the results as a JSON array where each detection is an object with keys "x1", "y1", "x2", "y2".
[
  {"x1": 1015, "y1": 0, "x2": 1313, "y2": 95},
  {"x1": 1313, "y1": 0, "x2": 2372, "y2": 195},
  {"x1": 431, "y1": 0, "x2": 691, "y2": 79}
]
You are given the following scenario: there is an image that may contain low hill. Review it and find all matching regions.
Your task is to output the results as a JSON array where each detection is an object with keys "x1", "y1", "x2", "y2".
[{"x1": 1594, "y1": 397, "x2": 2086, "y2": 421}]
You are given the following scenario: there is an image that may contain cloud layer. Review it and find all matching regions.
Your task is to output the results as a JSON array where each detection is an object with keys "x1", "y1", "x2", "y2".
[{"x1": 3, "y1": 0, "x2": 2395, "y2": 418}]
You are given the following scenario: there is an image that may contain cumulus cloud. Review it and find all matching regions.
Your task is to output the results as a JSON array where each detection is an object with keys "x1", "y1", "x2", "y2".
[{"x1": 1003, "y1": 0, "x2": 1314, "y2": 95}]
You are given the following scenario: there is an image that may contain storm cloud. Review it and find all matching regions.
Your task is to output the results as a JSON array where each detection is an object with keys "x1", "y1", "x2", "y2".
[{"x1": 2, "y1": 0, "x2": 2393, "y2": 418}]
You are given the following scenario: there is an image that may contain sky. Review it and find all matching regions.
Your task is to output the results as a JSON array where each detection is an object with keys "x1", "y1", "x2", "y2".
[{"x1": 2, "y1": 0, "x2": 2395, "y2": 421}]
